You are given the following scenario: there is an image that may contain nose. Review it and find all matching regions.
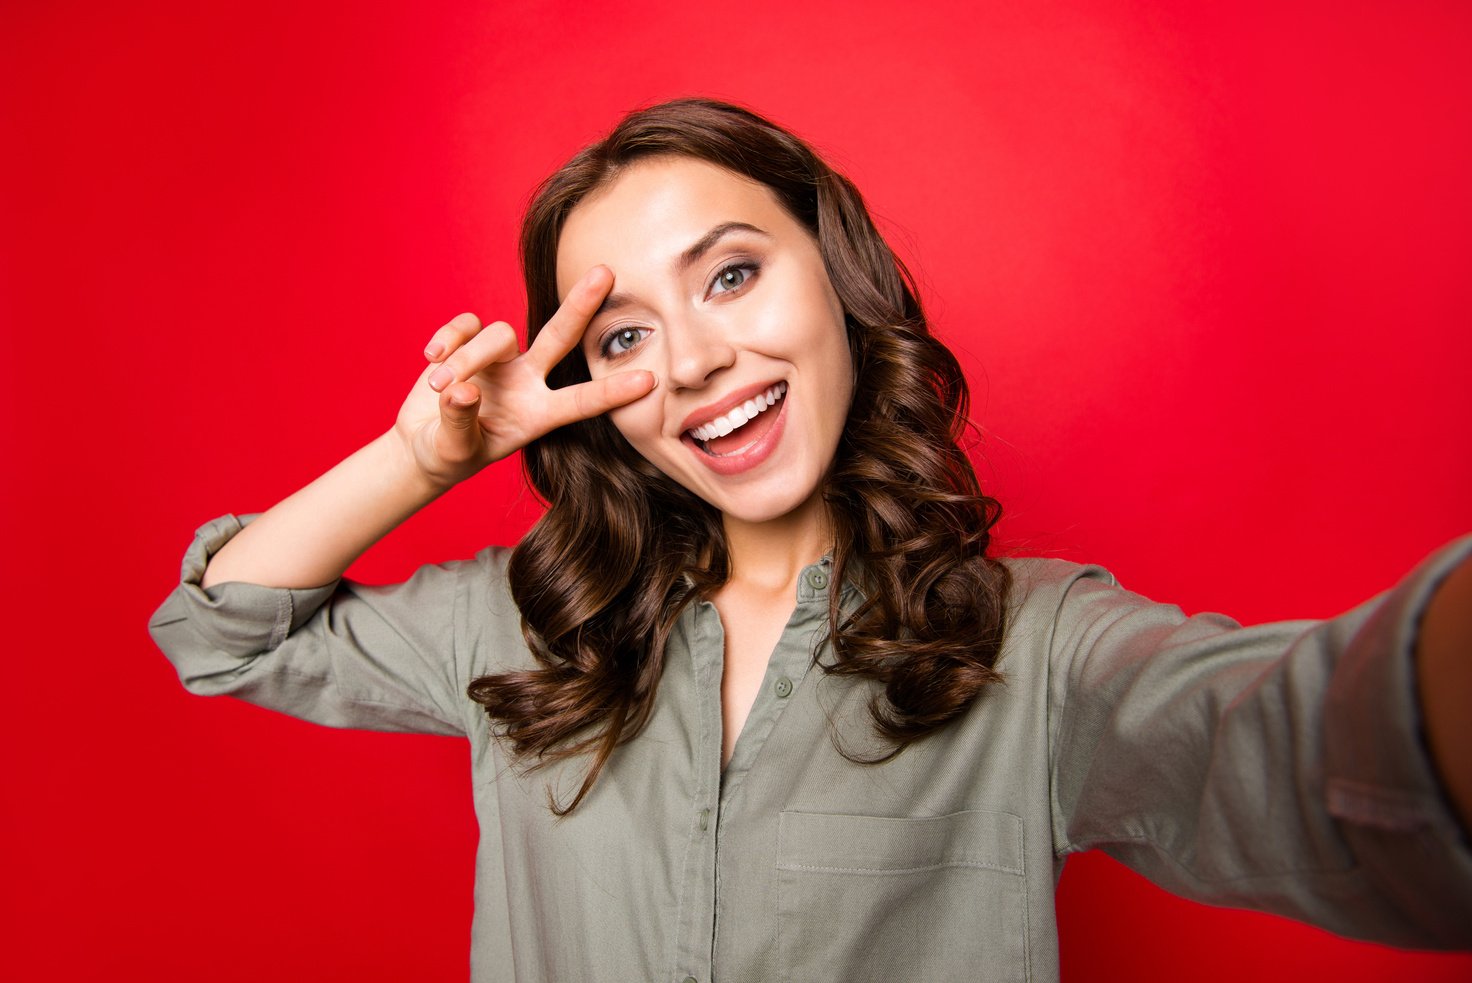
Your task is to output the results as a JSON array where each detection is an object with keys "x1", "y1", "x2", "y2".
[{"x1": 663, "y1": 313, "x2": 736, "y2": 391}]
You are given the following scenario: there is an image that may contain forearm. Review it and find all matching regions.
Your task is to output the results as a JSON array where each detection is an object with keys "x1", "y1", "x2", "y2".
[
  {"x1": 200, "y1": 431, "x2": 445, "y2": 590},
  {"x1": 1416, "y1": 554, "x2": 1472, "y2": 832}
]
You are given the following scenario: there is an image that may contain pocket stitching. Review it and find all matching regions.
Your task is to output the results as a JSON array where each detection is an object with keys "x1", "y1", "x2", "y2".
[
  {"x1": 778, "y1": 808, "x2": 1025, "y2": 874},
  {"x1": 775, "y1": 810, "x2": 1029, "y2": 982},
  {"x1": 778, "y1": 858, "x2": 1023, "y2": 876}
]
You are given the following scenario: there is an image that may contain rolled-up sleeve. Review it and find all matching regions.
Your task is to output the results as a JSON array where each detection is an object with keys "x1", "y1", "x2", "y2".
[
  {"x1": 1047, "y1": 537, "x2": 1472, "y2": 949},
  {"x1": 148, "y1": 514, "x2": 480, "y2": 737}
]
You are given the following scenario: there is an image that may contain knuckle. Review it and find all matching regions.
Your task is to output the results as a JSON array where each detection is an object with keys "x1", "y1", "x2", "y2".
[
  {"x1": 487, "y1": 321, "x2": 518, "y2": 349},
  {"x1": 451, "y1": 312, "x2": 482, "y2": 334},
  {"x1": 441, "y1": 349, "x2": 468, "y2": 376},
  {"x1": 431, "y1": 314, "x2": 481, "y2": 357},
  {"x1": 572, "y1": 385, "x2": 601, "y2": 420},
  {"x1": 440, "y1": 408, "x2": 474, "y2": 436}
]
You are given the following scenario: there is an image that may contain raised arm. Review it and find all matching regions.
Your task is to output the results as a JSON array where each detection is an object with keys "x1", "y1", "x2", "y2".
[{"x1": 201, "y1": 265, "x2": 655, "y2": 589}]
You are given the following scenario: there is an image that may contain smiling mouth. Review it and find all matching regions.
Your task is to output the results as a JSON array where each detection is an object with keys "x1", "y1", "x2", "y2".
[{"x1": 686, "y1": 382, "x2": 787, "y2": 456}]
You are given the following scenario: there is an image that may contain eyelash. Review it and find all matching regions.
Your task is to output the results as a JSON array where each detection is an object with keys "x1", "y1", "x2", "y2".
[
  {"x1": 595, "y1": 260, "x2": 762, "y2": 360},
  {"x1": 707, "y1": 259, "x2": 760, "y2": 297},
  {"x1": 599, "y1": 325, "x2": 650, "y2": 359}
]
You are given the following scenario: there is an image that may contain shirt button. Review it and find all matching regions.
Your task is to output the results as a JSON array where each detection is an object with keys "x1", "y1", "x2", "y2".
[
  {"x1": 683, "y1": 977, "x2": 699, "y2": 983},
  {"x1": 804, "y1": 568, "x2": 829, "y2": 590},
  {"x1": 773, "y1": 675, "x2": 793, "y2": 698},
  {"x1": 699, "y1": 808, "x2": 710, "y2": 831}
]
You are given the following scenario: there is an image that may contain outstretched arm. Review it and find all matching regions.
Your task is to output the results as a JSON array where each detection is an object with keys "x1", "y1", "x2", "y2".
[
  {"x1": 1046, "y1": 537, "x2": 1472, "y2": 949},
  {"x1": 1417, "y1": 555, "x2": 1472, "y2": 831},
  {"x1": 201, "y1": 265, "x2": 654, "y2": 590}
]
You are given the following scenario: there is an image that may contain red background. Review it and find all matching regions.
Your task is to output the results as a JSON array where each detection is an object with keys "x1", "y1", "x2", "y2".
[{"x1": 4, "y1": 1, "x2": 1470, "y2": 980}]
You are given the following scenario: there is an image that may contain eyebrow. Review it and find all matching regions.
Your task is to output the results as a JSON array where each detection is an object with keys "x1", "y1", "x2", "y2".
[{"x1": 592, "y1": 221, "x2": 772, "y2": 319}]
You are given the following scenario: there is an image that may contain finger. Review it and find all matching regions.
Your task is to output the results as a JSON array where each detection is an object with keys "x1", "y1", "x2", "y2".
[
  {"x1": 423, "y1": 312, "x2": 483, "y2": 363},
  {"x1": 435, "y1": 382, "x2": 484, "y2": 464},
  {"x1": 427, "y1": 321, "x2": 519, "y2": 393},
  {"x1": 524, "y1": 265, "x2": 614, "y2": 376},
  {"x1": 544, "y1": 370, "x2": 657, "y2": 430}
]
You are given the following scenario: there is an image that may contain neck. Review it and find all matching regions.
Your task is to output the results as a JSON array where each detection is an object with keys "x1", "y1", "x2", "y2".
[{"x1": 720, "y1": 492, "x2": 830, "y2": 595}]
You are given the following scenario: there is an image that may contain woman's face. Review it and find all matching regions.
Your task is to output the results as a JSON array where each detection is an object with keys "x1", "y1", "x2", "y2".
[{"x1": 556, "y1": 156, "x2": 854, "y2": 527}]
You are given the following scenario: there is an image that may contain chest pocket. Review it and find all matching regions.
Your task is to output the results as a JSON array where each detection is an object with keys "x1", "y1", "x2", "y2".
[{"x1": 775, "y1": 809, "x2": 1028, "y2": 982}]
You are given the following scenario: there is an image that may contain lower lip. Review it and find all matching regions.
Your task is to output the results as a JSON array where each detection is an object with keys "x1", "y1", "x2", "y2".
[{"x1": 682, "y1": 395, "x2": 788, "y2": 476}]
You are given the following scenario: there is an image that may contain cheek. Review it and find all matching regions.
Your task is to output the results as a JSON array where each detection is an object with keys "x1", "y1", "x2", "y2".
[{"x1": 607, "y1": 398, "x2": 665, "y2": 451}]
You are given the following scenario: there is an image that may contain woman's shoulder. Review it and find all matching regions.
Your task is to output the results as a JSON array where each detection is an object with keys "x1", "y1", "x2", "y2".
[
  {"x1": 452, "y1": 544, "x2": 541, "y2": 674},
  {"x1": 996, "y1": 553, "x2": 1120, "y2": 612},
  {"x1": 992, "y1": 553, "x2": 1211, "y2": 665}
]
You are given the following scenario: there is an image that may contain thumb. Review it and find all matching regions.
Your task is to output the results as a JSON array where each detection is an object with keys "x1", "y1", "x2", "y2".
[{"x1": 436, "y1": 382, "x2": 484, "y2": 461}]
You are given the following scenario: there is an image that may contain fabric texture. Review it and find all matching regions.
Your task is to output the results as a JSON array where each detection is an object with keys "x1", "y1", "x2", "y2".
[{"x1": 149, "y1": 515, "x2": 1472, "y2": 982}]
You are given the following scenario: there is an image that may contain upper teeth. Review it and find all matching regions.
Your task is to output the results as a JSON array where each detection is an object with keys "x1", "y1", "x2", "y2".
[{"x1": 688, "y1": 382, "x2": 787, "y2": 442}]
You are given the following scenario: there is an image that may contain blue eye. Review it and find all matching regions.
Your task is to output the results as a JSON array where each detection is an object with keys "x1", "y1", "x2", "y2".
[
  {"x1": 600, "y1": 326, "x2": 649, "y2": 358},
  {"x1": 710, "y1": 262, "x2": 757, "y2": 295}
]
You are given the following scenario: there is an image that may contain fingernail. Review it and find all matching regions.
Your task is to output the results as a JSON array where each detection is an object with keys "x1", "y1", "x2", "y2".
[
  {"x1": 424, "y1": 341, "x2": 445, "y2": 360},
  {"x1": 428, "y1": 366, "x2": 452, "y2": 391}
]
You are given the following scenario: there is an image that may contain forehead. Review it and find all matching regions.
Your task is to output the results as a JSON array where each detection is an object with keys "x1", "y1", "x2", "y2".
[{"x1": 555, "y1": 157, "x2": 796, "y2": 298}]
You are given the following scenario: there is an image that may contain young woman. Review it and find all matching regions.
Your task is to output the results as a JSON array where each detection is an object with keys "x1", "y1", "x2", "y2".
[{"x1": 150, "y1": 99, "x2": 1472, "y2": 982}]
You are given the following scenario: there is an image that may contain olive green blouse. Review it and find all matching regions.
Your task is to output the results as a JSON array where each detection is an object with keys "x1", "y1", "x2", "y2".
[{"x1": 149, "y1": 515, "x2": 1472, "y2": 982}]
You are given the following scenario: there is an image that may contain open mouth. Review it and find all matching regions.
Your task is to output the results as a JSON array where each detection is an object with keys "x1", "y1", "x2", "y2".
[{"x1": 686, "y1": 382, "x2": 787, "y2": 457}]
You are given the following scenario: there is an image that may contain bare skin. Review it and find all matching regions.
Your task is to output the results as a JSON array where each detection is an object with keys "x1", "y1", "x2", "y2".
[
  {"x1": 201, "y1": 156, "x2": 1469, "y2": 808},
  {"x1": 558, "y1": 159, "x2": 854, "y2": 766},
  {"x1": 201, "y1": 266, "x2": 655, "y2": 590},
  {"x1": 711, "y1": 490, "x2": 833, "y2": 766}
]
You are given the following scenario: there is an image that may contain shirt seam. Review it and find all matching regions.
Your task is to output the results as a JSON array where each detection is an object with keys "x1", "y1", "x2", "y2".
[{"x1": 1075, "y1": 833, "x2": 1365, "y2": 885}]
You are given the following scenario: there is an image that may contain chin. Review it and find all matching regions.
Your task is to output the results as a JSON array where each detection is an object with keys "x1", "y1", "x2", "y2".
[{"x1": 705, "y1": 479, "x2": 824, "y2": 527}]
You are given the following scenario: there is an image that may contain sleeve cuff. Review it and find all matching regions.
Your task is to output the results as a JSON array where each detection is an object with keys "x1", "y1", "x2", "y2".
[{"x1": 159, "y1": 513, "x2": 340, "y2": 657}]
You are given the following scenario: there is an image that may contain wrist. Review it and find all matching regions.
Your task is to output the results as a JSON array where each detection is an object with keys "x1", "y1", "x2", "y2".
[{"x1": 373, "y1": 430, "x2": 457, "y2": 503}]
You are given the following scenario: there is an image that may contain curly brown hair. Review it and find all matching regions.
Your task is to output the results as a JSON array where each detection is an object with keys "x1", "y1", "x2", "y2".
[{"x1": 466, "y1": 98, "x2": 1010, "y2": 814}]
